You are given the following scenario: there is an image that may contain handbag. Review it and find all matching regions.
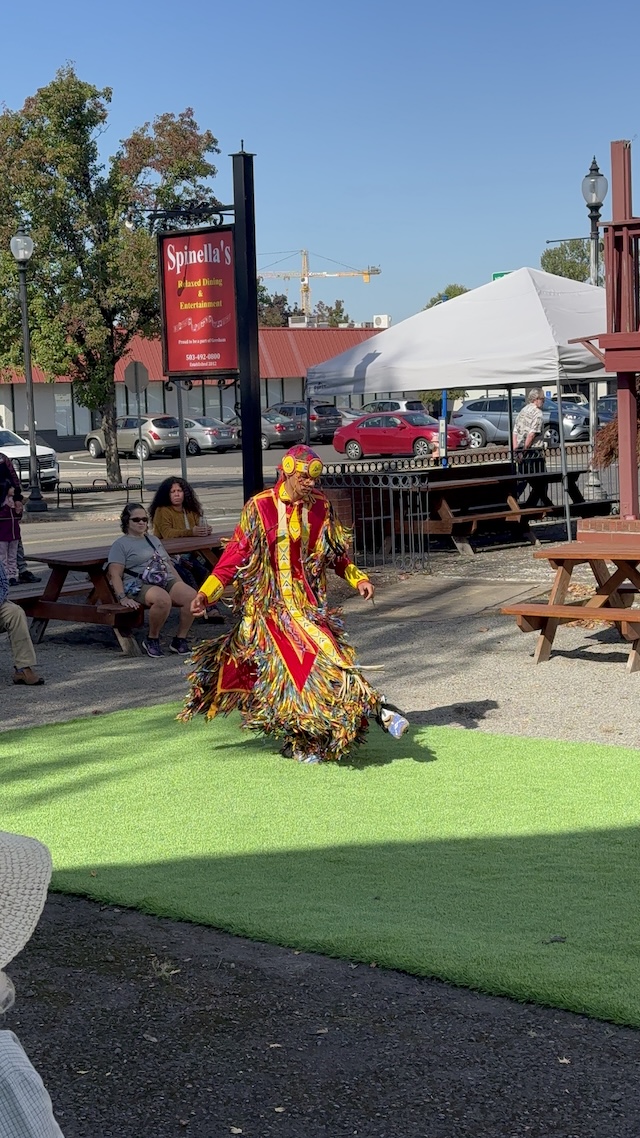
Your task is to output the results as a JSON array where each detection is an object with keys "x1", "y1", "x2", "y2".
[{"x1": 126, "y1": 536, "x2": 171, "y2": 590}]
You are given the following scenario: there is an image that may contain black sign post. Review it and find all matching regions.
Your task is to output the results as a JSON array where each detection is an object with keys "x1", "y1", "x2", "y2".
[{"x1": 232, "y1": 148, "x2": 263, "y2": 501}]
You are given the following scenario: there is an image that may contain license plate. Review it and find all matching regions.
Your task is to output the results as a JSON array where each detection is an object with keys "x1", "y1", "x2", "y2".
[
  {"x1": 167, "y1": 431, "x2": 179, "y2": 437},
  {"x1": 218, "y1": 431, "x2": 230, "y2": 438}
]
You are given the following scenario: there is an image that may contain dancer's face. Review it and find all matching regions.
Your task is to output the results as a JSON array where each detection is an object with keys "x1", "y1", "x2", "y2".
[{"x1": 284, "y1": 470, "x2": 318, "y2": 503}]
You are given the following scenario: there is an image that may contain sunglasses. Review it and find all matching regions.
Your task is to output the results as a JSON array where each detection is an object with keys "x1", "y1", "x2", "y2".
[{"x1": 130, "y1": 516, "x2": 148, "y2": 523}]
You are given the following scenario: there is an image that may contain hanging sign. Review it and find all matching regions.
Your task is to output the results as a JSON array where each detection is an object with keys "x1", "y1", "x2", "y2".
[{"x1": 158, "y1": 225, "x2": 238, "y2": 377}]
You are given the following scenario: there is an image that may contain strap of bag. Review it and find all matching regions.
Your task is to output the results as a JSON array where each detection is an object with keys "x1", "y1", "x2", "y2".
[{"x1": 124, "y1": 535, "x2": 165, "y2": 579}]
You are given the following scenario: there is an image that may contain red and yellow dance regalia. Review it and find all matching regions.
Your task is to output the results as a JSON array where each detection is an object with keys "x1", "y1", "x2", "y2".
[{"x1": 180, "y1": 452, "x2": 382, "y2": 761}]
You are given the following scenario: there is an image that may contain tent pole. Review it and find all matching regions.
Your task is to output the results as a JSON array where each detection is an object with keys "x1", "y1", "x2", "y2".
[
  {"x1": 556, "y1": 376, "x2": 572, "y2": 542},
  {"x1": 506, "y1": 385, "x2": 515, "y2": 464}
]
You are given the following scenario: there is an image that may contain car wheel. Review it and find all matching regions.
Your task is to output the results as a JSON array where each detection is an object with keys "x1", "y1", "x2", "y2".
[
  {"x1": 186, "y1": 439, "x2": 200, "y2": 456},
  {"x1": 412, "y1": 438, "x2": 432, "y2": 457},
  {"x1": 88, "y1": 438, "x2": 103, "y2": 459},
  {"x1": 468, "y1": 427, "x2": 487, "y2": 448},
  {"x1": 545, "y1": 426, "x2": 560, "y2": 447},
  {"x1": 260, "y1": 434, "x2": 270, "y2": 450},
  {"x1": 345, "y1": 440, "x2": 363, "y2": 460},
  {"x1": 134, "y1": 440, "x2": 150, "y2": 461}
]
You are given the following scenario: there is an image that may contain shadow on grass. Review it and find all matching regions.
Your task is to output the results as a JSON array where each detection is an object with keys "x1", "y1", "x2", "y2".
[
  {"x1": 408, "y1": 699, "x2": 499, "y2": 729},
  {"x1": 51, "y1": 824, "x2": 640, "y2": 1027}
]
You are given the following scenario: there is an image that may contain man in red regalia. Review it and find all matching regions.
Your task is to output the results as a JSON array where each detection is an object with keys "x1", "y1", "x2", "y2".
[{"x1": 181, "y1": 444, "x2": 408, "y2": 763}]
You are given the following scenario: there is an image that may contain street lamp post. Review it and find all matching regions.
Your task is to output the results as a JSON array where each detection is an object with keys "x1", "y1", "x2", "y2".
[
  {"x1": 10, "y1": 227, "x2": 47, "y2": 512},
  {"x1": 581, "y1": 158, "x2": 609, "y2": 501}
]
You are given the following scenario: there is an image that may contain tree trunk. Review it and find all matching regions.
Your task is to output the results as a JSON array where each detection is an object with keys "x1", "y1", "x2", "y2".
[{"x1": 102, "y1": 401, "x2": 122, "y2": 485}]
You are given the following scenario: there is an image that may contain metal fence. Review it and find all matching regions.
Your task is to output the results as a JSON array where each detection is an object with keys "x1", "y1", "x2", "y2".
[{"x1": 323, "y1": 446, "x2": 620, "y2": 570}]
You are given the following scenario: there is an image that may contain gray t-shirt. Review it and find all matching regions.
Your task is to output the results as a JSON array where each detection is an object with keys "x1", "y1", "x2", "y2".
[{"x1": 107, "y1": 534, "x2": 175, "y2": 594}]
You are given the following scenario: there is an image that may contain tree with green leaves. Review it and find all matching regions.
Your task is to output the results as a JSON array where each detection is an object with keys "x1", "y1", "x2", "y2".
[
  {"x1": 257, "y1": 282, "x2": 303, "y2": 327},
  {"x1": 540, "y1": 239, "x2": 592, "y2": 282},
  {"x1": 424, "y1": 283, "x2": 469, "y2": 309},
  {"x1": 0, "y1": 65, "x2": 219, "y2": 482},
  {"x1": 313, "y1": 299, "x2": 351, "y2": 327}
]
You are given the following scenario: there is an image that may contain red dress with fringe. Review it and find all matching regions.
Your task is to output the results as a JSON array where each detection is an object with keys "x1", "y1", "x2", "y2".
[{"x1": 180, "y1": 485, "x2": 380, "y2": 760}]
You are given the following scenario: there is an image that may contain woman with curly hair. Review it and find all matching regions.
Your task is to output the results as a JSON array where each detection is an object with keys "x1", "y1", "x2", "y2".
[
  {"x1": 150, "y1": 478, "x2": 213, "y2": 590},
  {"x1": 149, "y1": 478, "x2": 211, "y2": 540}
]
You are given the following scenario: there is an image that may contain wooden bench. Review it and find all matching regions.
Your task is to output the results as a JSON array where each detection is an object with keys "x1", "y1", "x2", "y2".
[
  {"x1": 502, "y1": 601, "x2": 640, "y2": 671},
  {"x1": 12, "y1": 577, "x2": 144, "y2": 652}
]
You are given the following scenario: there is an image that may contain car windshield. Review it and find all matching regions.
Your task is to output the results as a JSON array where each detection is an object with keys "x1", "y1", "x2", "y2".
[
  {"x1": 195, "y1": 417, "x2": 225, "y2": 428},
  {"x1": 0, "y1": 430, "x2": 25, "y2": 447},
  {"x1": 314, "y1": 405, "x2": 338, "y2": 416},
  {"x1": 402, "y1": 412, "x2": 438, "y2": 427},
  {"x1": 151, "y1": 416, "x2": 180, "y2": 429}
]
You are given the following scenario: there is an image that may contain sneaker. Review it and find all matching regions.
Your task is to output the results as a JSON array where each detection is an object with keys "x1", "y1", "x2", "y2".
[
  {"x1": 379, "y1": 706, "x2": 410, "y2": 739},
  {"x1": 292, "y1": 746, "x2": 324, "y2": 764},
  {"x1": 8, "y1": 578, "x2": 18, "y2": 586},
  {"x1": 18, "y1": 570, "x2": 41, "y2": 584},
  {"x1": 142, "y1": 637, "x2": 164, "y2": 658},
  {"x1": 169, "y1": 636, "x2": 190, "y2": 655}
]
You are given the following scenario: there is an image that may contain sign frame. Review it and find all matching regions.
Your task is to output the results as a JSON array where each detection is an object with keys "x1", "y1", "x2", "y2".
[{"x1": 158, "y1": 224, "x2": 239, "y2": 380}]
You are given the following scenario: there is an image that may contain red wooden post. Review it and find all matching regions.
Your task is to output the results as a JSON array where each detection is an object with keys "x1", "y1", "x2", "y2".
[{"x1": 599, "y1": 140, "x2": 639, "y2": 518}]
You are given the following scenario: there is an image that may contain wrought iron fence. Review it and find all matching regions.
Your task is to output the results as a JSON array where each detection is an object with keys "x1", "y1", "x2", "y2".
[{"x1": 323, "y1": 445, "x2": 620, "y2": 569}]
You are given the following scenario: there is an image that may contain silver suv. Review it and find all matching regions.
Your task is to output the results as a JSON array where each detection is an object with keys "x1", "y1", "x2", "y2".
[
  {"x1": 451, "y1": 396, "x2": 594, "y2": 448},
  {"x1": 268, "y1": 402, "x2": 342, "y2": 443},
  {"x1": 84, "y1": 415, "x2": 181, "y2": 461}
]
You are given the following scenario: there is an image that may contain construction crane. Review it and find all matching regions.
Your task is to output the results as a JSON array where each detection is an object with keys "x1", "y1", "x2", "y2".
[{"x1": 259, "y1": 249, "x2": 381, "y2": 317}]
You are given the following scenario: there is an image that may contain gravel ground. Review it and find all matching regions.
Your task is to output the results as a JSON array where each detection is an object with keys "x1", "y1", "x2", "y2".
[{"x1": 2, "y1": 528, "x2": 640, "y2": 1137}]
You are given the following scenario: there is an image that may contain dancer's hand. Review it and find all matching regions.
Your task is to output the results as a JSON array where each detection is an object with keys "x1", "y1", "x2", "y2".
[
  {"x1": 357, "y1": 580, "x2": 375, "y2": 601},
  {"x1": 191, "y1": 591, "x2": 208, "y2": 616}
]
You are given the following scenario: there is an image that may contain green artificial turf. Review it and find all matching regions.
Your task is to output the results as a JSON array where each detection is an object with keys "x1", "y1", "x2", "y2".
[{"x1": 2, "y1": 705, "x2": 640, "y2": 1025}]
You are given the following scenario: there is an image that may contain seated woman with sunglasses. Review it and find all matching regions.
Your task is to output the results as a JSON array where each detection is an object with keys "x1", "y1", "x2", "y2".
[{"x1": 107, "y1": 503, "x2": 197, "y2": 658}]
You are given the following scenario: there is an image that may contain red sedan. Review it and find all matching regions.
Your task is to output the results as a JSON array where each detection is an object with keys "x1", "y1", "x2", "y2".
[{"x1": 332, "y1": 411, "x2": 470, "y2": 460}]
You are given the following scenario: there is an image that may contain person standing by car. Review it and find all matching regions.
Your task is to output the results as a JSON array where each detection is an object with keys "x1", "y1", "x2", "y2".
[
  {"x1": 0, "y1": 476, "x2": 21, "y2": 584},
  {"x1": 512, "y1": 388, "x2": 548, "y2": 506},
  {"x1": 512, "y1": 388, "x2": 545, "y2": 450},
  {"x1": 0, "y1": 453, "x2": 41, "y2": 586}
]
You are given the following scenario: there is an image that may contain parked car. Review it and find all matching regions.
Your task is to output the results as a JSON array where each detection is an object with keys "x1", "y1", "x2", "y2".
[
  {"x1": 332, "y1": 411, "x2": 470, "y2": 460},
  {"x1": 225, "y1": 410, "x2": 305, "y2": 451},
  {"x1": 183, "y1": 416, "x2": 237, "y2": 455},
  {"x1": 84, "y1": 415, "x2": 181, "y2": 461},
  {"x1": 556, "y1": 392, "x2": 588, "y2": 407},
  {"x1": 358, "y1": 399, "x2": 427, "y2": 414},
  {"x1": 267, "y1": 401, "x2": 342, "y2": 443},
  {"x1": 0, "y1": 428, "x2": 59, "y2": 487},
  {"x1": 451, "y1": 395, "x2": 600, "y2": 448},
  {"x1": 597, "y1": 395, "x2": 617, "y2": 418}
]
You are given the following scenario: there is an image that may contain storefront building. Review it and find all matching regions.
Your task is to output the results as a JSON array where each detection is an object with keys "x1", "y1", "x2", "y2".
[{"x1": 0, "y1": 327, "x2": 379, "y2": 450}]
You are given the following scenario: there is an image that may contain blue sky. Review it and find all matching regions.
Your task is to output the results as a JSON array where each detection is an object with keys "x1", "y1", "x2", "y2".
[{"x1": 3, "y1": 0, "x2": 640, "y2": 323}]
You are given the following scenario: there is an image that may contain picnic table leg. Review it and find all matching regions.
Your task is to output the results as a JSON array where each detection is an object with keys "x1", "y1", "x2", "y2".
[
  {"x1": 627, "y1": 640, "x2": 640, "y2": 673},
  {"x1": 533, "y1": 563, "x2": 573, "y2": 663},
  {"x1": 112, "y1": 627, "x2": 143, "y2": 656},
  {"x1": 29, "y1": 565, "x2": 68, "y2": 644}
]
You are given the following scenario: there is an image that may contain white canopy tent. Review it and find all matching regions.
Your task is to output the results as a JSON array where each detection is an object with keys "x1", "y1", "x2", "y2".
[{"x1": 306, "y1": 268, "x2": 607, "y2": 397}]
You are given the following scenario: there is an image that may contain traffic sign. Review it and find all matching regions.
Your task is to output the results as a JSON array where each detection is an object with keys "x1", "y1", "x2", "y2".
[
  {"x1": 123, "y1": 360, "x2": 150, "y2": 393},
  {"x1": 492, "y1": 271, "x2": 513, "y2": 281}
]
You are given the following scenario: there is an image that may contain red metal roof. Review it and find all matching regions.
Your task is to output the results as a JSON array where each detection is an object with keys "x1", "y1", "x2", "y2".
[{"x1": 4, "y1": 327, "x2": 379, "y2": 383}]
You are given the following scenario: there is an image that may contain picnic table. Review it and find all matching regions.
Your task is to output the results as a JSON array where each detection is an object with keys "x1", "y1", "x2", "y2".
[
  {"x1": 394, "y1": 466, "x2": 593, "y2": 555},
  {"x1": 502, "y1": 535, "x2": 640, "y2": 672},
  {"x1": 15, "y1": 533, "x2": 226, "y2": 655}
]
